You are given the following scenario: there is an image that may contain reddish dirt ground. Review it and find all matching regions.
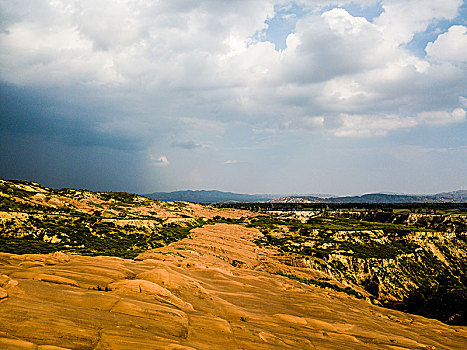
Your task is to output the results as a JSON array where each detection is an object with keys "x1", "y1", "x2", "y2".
[{"x1": 0, "y1": 224, "x2": 466, "y2": 349}]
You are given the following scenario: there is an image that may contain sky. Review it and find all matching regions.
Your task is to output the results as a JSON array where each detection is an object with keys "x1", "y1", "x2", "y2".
[{"x1": 1, "y1": 0, "x2": 467, "y2": 195}]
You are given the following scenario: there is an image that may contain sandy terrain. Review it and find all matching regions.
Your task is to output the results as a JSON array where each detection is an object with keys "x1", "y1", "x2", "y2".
[{"x1": 0, "y1": 224, "x2": 465, "y2": 349}]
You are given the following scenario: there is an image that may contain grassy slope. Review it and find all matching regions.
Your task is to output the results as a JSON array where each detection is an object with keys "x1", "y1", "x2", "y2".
[{"x1": 0, "y1": 179, "x2": 226, "y2": 258}]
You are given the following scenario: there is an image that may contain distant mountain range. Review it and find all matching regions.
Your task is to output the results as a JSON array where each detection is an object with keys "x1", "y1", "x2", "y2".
[
  {"x1": 143, "y1": 190, "x2": 281, "y2": 203},
  {"x1": 270, "y1": 190, "x2": 467, "y2": 204},
  {"x1": 143, "y1": 189, "x2": 467, "y2": 204}
]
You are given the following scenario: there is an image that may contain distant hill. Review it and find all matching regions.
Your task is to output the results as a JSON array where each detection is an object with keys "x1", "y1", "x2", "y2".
[
  {"x1": 143, "y1": 190, "x2": 281, "y2": 203},
  {"x1": 143, "y1": 189, "x2": 467, "y2": 204},
  {"x1": 272, "y1": 190, "x2": 467, "y2": 204}
]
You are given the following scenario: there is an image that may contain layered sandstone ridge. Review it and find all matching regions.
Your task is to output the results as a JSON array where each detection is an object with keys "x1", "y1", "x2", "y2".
[{"x1": 0, "y1": 224, "x2": 466, "y2": 349}]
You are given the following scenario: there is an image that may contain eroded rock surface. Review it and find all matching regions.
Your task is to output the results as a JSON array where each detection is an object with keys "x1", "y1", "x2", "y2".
[{"x1": 0, "y1": 224, "x2": 466, "y2": 349}]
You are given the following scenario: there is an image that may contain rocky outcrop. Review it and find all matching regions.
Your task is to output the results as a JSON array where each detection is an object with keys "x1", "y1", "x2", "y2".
[
  {"x1": 107, "y1": 279, "x2": 194, "y2": 312},
  {"x1": 0, "y1": 287, "x2": 7, "y2": 299}
]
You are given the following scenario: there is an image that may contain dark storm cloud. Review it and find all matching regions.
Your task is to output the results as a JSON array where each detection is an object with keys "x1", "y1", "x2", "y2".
[
  {"x1": 0, "y1": 83, "x2": 150, "y2": 151},
  {"x1": 0, "y1": 129, "x2": 148, "y2": 192}
]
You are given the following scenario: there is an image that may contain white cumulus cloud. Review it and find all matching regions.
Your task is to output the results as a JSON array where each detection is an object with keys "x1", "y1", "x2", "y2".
[
  {"x1": 426, "y1": 25, "x2": 467, "y2": 63},
  {"x1": 150, "y1": 155, "x2": 169, "y2": 166},
  {"x1": 330, "y1": 108, "x2": 466, "y2": 137}
]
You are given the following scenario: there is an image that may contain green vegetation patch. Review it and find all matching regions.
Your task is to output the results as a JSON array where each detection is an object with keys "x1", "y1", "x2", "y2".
[
  {"x1": 0, "y1": 214, "x2": 205, "y2": 259},
  {"x1": 98, "y1": 191, "x2": 139, "y2": 204},
  {"x1": 207, "y1": 216, "x2": 247, "y2": 225},
  {"x1": 250, "y1": 216, "x2": 418, "y2": 259},
  {"x1": 250, "y1": 213, "x2": 466, "y2": 325}
]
